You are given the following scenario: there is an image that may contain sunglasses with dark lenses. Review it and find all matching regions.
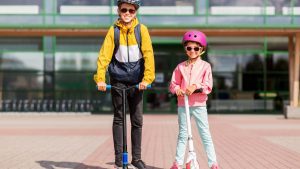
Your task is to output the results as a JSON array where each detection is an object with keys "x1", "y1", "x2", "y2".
[
  {"x1": 120, "y1": 8, "x2": 136, "y2": 14},
  {"x1": 186, "y1": 46, "x2": 201, "y2": 52}
]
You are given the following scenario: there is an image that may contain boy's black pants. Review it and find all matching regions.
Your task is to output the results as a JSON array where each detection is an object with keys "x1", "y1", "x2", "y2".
[{"x1": 111, "y1": 81, "x2": 144, "y2": 164}]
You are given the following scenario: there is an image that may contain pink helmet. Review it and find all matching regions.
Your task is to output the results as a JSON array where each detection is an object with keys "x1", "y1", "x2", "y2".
[{"x1": 182, "y1": 30, "x2": 207, "y2": 48}]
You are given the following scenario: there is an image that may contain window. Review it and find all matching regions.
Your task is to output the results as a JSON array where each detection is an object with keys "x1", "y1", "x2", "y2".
[{"x1": 0, "y1": 0, "x2": 41, "y2": 14}]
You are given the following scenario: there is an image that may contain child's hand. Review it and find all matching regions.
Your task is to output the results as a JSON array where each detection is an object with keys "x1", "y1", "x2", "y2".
[
  {"x1": 97, "y1": 82, "x2": 107, "y2": 91},
  {"x1": 139, "y1": 81, "x2": 148, "y2": 90},
  {"x1": 186, "y1": 84, "x2": 197, "y2": 96},
  {"x1": 176, "y1": 89, "x2": 185, "y2": 96}
]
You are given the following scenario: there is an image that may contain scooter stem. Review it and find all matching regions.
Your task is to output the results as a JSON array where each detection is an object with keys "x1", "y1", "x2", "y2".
[
  {"x1": 184, "y1": 94, "x2": 195, "y2": 152},
  {"x1": 122, "y1": 89, "x2": 128, "y2": 169}
]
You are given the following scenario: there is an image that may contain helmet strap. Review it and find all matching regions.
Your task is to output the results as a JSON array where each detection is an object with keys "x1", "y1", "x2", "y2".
[{"x1": 200, "y1": 51, "x2": 205, "y2": 56}]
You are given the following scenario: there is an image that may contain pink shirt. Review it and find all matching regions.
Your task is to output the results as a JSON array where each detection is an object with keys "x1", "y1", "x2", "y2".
[{"x1": 169, "y1": 57, "x2": 213, "y2": 107}]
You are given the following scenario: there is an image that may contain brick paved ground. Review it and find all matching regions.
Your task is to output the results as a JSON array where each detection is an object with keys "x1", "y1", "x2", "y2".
[{"x1": 0, "y1": 113, "x2": 300, "y2": 169}]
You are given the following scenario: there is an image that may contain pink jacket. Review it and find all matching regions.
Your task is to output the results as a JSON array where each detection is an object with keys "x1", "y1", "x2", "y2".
[{"x1": 169, "y1": 57, "x2": 213, "y2": 107}]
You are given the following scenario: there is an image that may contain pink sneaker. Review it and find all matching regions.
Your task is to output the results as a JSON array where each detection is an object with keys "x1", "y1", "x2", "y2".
[
  {"x1": 211, "y1": 163, "x2": 219, "y2": 169},
  {"x1": 170, "y1": 161, "x2": 182, "y2": 169}
]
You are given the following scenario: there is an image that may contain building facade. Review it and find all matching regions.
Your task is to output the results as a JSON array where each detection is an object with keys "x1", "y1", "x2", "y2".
[{"x1": 0, "y1": 0, "x2": 299, "y2": 114}]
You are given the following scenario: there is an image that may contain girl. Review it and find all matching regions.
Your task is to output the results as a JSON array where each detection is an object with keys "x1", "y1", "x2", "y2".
[{"x1": 169, "y1": 30, "x2": 219, "y2": 169}]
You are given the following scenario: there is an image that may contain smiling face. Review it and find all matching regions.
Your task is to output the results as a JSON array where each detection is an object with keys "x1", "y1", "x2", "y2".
[
  {"x1": 118, "y1": 3, "x2": 137, "y2": 24},
  {"x1": 185, "y1": 41, "x2": 203, "y2": 60}
]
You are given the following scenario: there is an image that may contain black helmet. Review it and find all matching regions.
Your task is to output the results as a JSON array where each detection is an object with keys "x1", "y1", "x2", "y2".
[{"x1": 117, "y1": 0, "x2": 141, "y2": 9}]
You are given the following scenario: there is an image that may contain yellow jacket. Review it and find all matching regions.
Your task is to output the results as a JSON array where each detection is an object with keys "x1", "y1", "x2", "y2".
[{"x1": 94, "y1": 18, "x2": 155, "y2": 84}]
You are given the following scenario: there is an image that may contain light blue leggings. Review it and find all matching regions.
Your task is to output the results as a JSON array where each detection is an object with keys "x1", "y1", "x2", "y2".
[{"x1": 175, "y1": 106, "x2": 217, "y2": 167}]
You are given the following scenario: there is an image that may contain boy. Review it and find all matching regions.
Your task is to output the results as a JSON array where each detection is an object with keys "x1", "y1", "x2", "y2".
[{"x1": 94, "y1": 0, "x2": 155, "y2": 168}]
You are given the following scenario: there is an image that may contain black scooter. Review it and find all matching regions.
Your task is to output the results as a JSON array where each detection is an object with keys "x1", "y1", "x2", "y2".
[{"x1": 98, "y1": 84, "x2": 151, "y2": 169}]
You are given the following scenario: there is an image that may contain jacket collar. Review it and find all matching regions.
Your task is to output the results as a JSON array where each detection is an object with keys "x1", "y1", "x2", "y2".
[{"x1": 185, "y1": 57, "x2": 202, "y2": 67}]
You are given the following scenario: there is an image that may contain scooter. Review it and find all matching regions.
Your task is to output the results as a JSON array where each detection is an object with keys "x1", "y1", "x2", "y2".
[
  {"x1": 184, "y1": 89, "x2": 202, "y2": 169},
  {"x1": 98, "y1": 84, "x2": 151, "y2": 169}
]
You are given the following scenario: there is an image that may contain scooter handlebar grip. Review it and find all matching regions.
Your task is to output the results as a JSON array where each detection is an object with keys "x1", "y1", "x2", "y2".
[
  {"x1": 96, "y1": 85, "x2": 111, "y2": 91},
  {"x1": 135, "y1": 84, "x2": 152, "y2": 89},
  {"x1": 106, "y1": 85, "x2": 112, "y2": 90}
]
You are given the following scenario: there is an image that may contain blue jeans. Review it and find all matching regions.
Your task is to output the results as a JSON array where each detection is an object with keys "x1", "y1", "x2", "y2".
[{"x1": 175, "y1": 106, "x2": 217, "y2": 167}]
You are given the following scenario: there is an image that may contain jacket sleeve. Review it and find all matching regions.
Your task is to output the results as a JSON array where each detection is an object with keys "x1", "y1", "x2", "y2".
[
  {"x1": 93, "y1": 26, "x2": 115, "y2": 83},
  {"x1": 200, "y1": 63, "x2": 213, "y2": 94},
  {"x1": 140, "y1": 24, "x2": 155, "y2": 84},
  {"x1": 169, "y1": 65, "x2": 182, "y2": 94}
]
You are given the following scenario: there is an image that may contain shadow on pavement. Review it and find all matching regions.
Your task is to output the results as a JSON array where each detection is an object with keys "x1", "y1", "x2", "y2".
[
  {"x1": 106, "y1": 162, "x2": 164, "y2": 169},
  {"x1": 36, "y1": 160, "x2": 105, "y2": 169}
]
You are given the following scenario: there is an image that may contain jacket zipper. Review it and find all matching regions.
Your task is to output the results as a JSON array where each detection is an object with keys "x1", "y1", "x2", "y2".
[
  {"x1": 126, "y1": 29, "x2": 130, "y2": 62},
  {"x1": 189, "y1": 63, "x2": 193, "y2": 86}
]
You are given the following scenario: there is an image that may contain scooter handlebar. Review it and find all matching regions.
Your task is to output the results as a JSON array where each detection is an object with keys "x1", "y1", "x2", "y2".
[
  {"x1": 96, "y1": 84, "x2": 152, "y2": 91},
  {"x1": 106, "y1": 84, "x2": 152, "y2": 90}
]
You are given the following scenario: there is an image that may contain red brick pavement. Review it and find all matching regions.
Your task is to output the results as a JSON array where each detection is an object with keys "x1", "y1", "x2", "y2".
[{"x1": 0, "y1": 114, "x2": 300, "y2": 169}]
